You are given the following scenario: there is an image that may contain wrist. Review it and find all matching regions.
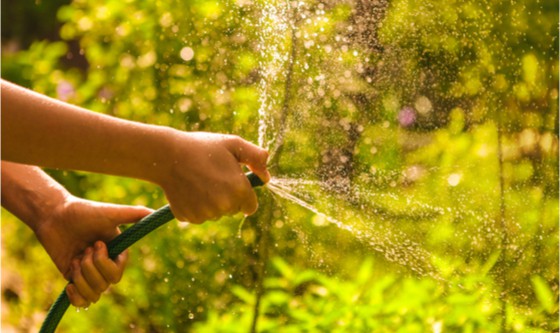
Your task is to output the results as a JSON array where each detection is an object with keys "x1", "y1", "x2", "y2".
[
  {"x1": 29, "y1": 181, "x2": 72, "y2": 234},
  {"x1": 132, "y1": 125, "x2": 181, "y2": 186},
  {"x1": 1, "y1": 162, "x2": 71, "y2": 234}
]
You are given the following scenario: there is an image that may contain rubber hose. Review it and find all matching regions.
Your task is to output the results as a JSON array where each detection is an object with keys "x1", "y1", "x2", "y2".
[{"x1": 39, "y1": 172, "x2": 264, "y2": 333}]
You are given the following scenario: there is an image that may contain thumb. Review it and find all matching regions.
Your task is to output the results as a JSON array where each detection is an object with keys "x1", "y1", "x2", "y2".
[
  {"x1": 94, "y1": 203, "x2": 154, "y2": 227},
  {"x1": 227, "y1": 136, "x2": 271, "y2": 183}
]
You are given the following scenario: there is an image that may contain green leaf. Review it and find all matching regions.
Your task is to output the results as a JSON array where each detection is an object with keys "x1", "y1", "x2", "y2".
[
  {"x1": 231, "y1": 285, "x2": 255, "y2": 305},
  {"x1": 356, "y1": 257, "x2": 374, "y2": 286},
  {"x1": 531, "y1": 275, "x2": 556, "y2": 314},
  {"x1": 272, "y1": 257, "x2": 294, "y2": 280},
  {"x1": 480, "y1": 251, "x2": 501, "y2": 276}
]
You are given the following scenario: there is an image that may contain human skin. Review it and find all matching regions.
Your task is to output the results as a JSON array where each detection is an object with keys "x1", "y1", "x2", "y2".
[
  {"x1": 1, "y1": 79, "x2": 270, "y2": 223},
  {"x1": 1, "y1": 161, "x2": 153, "y2": 307},
  {"x1": 1, "y1": 80, "x2": 270, "y2": 306}
]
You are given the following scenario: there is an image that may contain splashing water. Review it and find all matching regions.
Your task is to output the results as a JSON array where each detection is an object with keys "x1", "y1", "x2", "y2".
[
  {"x1": 257, "y1": 0, "x2": 292, "y2": 155},
  {"x1": 266, "y1": 177, "x2": 443, "y2": 279},
  {"x1": 254, "y1": 0, "x2": 447, "y2": 279},
  {"x1": 253, "y1": 0, "x2": 528, "y2": 286}
]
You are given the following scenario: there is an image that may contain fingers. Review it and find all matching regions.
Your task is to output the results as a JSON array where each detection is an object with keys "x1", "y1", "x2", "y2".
[
  {"x1": 165, "y1": 133, "x2": 269, "y2": 224},
  {"x1": 224, "y1": 135, "x2": 266, "y2": 216},
  {"x1": 180, "y1": 206, "x2": 229, "y2": 224},
  {"x1": 66, "y1": 284, "x2": 89, "y2": 308},
  {"x1": 95, "y1": 203, "x2": 153, "y2": 228},
  {"x1": 70, "y1": 257, "x2": 99, "y2": 305},
  {"x1": 170, "y1": 175, "x2": 258, "y2": 224},
  {"x1": 202, "y1": 174, "x2": 258, "y2": 221},
  {"x1": 235, "y1": 173, "x2": 258, "y2": 216},
  {"x1": 66, "y1": 241, "x2": 128, "y2": 307},
  {"x1": 225, "y1": 135, "x2": 271, "y2": 183},
  {"x1": 92, "y1": 241, "x2": 126, "y2": 284},
  {"x1": 240, "y1": 191, "x2": 258, "y2": 216},
  {"x1": 82, "y1": 247, "x2": 109, "y2": 293},
  {"x1": 112, "y1": 205, "x2": 154, "y2": 224}
]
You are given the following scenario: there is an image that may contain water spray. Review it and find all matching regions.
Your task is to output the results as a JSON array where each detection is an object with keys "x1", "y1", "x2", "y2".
[{"x1": 39, "y1": 172, "x2": 264, "y2": 333}]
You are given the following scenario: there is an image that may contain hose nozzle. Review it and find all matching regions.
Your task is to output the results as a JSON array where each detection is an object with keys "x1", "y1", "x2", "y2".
[{"x1": 246, "y1": 172, "x2": 265, "y2": 187}]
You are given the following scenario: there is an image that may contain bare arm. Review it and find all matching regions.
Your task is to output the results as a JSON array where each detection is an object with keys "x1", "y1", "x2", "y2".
[
  {"x1": 1, "y1": 80, "x2": 270, "y2": 223},
  {"x1": 2, "y1": 80, "x2": 172, "y2": 182},
  {"x1": 1, "y1": 161, "x2": 152, "y2": 307},
  {"x1": 1, "y1": 161, "x2": 68, "y2": 234}
]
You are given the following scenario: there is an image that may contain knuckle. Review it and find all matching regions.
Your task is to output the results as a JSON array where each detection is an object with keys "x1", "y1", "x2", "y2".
[
  {"x1": 220, "y1": 133, "x2": 234, "y2": 145},
  {"x1": 82, "y1": 254, "x2": 93, "y2": 267},
  {"x1": 93, "y1": 252, "x2": 104, "y2": 267},
  {"x1": 226, "y1": 134, "x2": 241, "y2": 144}
]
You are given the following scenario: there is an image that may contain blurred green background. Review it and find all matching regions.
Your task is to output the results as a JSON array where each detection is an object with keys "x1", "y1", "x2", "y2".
[{"x1": 1, "y1": 0, "x2": 558, "y2": 332}]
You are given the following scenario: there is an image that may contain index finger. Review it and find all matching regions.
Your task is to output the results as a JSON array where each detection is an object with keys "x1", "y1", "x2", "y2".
[{"x1": 225, "y1": 136, "x2": 270, "y2": 183}]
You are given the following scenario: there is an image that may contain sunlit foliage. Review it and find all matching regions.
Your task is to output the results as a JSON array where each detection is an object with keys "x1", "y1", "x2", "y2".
[{"x1": 2, "y1": 0, "x2": 558, "y2": 332}]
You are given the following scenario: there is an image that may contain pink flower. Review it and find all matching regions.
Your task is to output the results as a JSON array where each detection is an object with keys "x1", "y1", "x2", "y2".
[
  {"x1": 56, "y1": 81, "x2": 75, "y2": 101},
  {"x1": 398, "y1": 107, "x2": 416, "y2": 127}
]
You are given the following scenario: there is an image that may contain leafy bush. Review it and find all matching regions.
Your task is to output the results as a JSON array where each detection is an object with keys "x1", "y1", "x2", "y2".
[{"x1": 1, "y1": 0, "x2": 557, "y2": 332}]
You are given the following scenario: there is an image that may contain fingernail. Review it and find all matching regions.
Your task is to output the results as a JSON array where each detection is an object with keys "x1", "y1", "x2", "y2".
[
  {"x1": 85, "y1": 247, "x2": 93, "y2": 255},
  {"x1": 95, "y1": 241, "x2": 103, "y2": 250}
]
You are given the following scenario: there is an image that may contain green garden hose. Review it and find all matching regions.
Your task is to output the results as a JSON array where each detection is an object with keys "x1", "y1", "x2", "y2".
[{"x1": 39, "y1": 172, "x2": 264, "y2": 333}]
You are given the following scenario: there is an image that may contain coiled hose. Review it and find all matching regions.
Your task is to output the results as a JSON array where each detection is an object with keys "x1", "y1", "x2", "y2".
[{"x1": 40, "y1": 172, "x2": 264, "y2": 333}]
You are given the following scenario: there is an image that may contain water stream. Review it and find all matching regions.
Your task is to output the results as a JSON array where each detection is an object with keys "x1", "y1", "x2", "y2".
[
  {"x1": 265, "y1": 177, "x2": 442, "y2": 279},
  {"x1": 254, "y1": 0, "x2": 446, "y2": 280}
]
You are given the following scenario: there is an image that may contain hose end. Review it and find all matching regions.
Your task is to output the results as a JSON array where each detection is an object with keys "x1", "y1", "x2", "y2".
[{"x1": 246, "y1": 172, "x2": 265, "y2": 187}]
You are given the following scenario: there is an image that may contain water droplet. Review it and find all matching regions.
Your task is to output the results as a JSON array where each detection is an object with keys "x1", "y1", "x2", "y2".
[
  {"x1": 447, "y1": 173, "x2": 462, "y2": 186},
  {"x1": 180, "y1": 47, "x2": 195, "y2": 61}
]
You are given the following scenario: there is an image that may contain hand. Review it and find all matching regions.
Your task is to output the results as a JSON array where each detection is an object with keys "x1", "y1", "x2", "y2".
[
  {"x1": 34, "y1": 197, "x2": 152, "y2": 307},
  {"x1": 156, "y1": 132, "x2": 270, "y2": 224}
]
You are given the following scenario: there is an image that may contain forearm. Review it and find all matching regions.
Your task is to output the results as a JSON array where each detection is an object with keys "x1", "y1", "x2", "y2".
[
  {"x1": 1, "y1": 80, "x2": 171, "y2": 183},
  {"x1": 2, "y1": 80, "x2": 270, "y2": 224},
  {"x1": 1, "y1": 161, "x2": 69, "y2": 233}
]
